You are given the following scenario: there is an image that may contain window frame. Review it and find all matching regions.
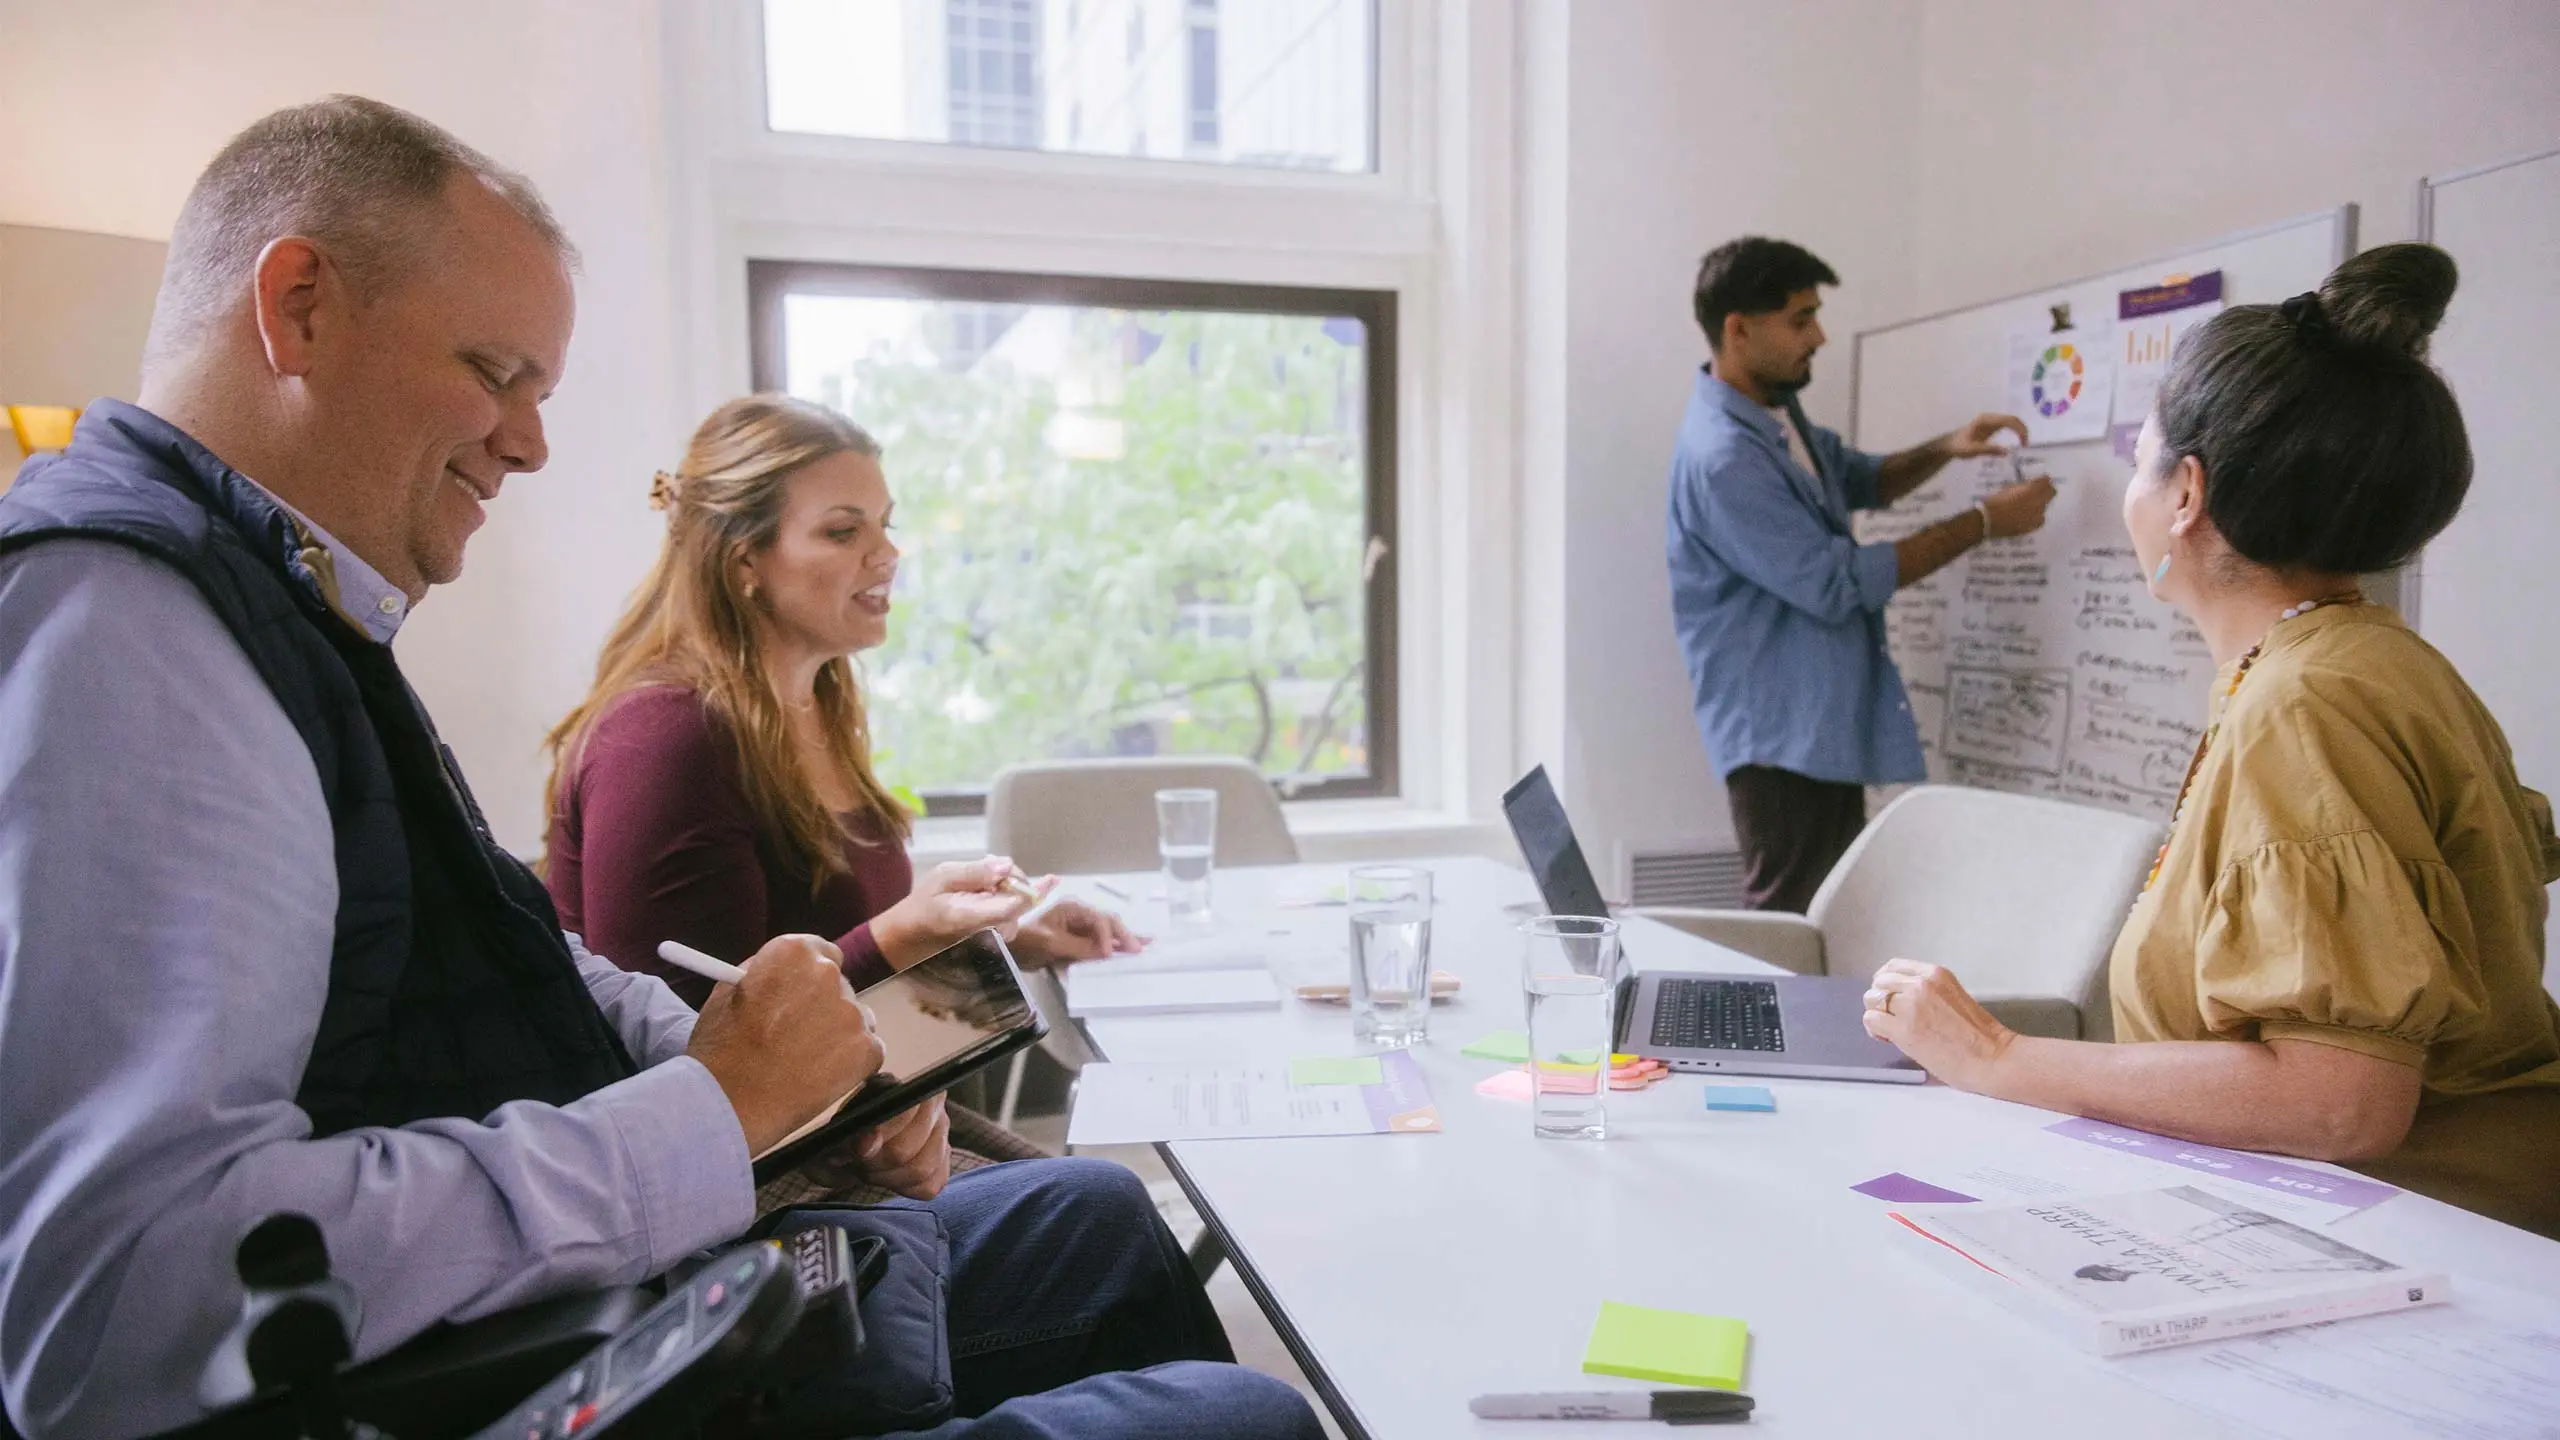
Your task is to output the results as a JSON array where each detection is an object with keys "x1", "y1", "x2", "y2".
[{"x1": 746, "y1": 257, "x2": 1401, "y2": 817}]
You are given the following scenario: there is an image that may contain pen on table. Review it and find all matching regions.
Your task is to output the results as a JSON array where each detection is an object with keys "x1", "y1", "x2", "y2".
[{"x1": 1468, "y1": 1391, "x2": 1754, "y2": 1424}]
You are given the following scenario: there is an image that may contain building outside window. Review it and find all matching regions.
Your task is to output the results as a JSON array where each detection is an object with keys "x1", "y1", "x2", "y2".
[{"x1": 763, "y1": 0, "x2": 1372, "y2": 173}]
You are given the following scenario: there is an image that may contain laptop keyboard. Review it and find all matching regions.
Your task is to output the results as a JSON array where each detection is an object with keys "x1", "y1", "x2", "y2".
[{"x1": 1650, "y1": 979, "x2": 1786, "y2": 1052}]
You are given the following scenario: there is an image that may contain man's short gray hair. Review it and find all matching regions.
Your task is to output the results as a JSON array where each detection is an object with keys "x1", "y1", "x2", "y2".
[{"x1": 144, "y1": 95, "x2": 576, "y2": 369}]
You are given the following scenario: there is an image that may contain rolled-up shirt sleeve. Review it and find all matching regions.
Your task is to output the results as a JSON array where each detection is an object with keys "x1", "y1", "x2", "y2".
[
  {"x1": 0, "y1": 543, "x2": 753, "y2": 1439},
  {"x1": 1676, "y1": 447, "x2": 1899, "y2": 624}
]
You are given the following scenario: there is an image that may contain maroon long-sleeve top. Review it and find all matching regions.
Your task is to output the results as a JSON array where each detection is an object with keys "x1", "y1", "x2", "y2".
[{"x1": 545, "y1": 684, "x2": 908, "y2": 1008}]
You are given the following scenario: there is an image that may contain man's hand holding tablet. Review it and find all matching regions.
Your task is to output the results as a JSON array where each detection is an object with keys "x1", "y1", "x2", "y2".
[{"x1": 683, "y1": 933, "x2": 885, "y2": 1158}]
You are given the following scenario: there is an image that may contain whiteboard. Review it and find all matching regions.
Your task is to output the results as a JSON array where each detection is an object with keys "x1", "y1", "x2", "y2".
[
  {"x1": 1848, "y1": 206, "x2": 2356, "y2": 823},
  {"x1": 2414, "y1": 147, "x2": 2560, "y2": 993}
]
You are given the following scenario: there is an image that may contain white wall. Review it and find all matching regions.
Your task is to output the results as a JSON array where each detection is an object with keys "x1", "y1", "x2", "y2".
[
  {"x1": 1907, "y1": 0, "x2": 2560, "y2": 311},
  {"x1": 1549, "y1": 0, "x2": 1924, "y2": 886},
  {"x1": 0, "y1": 0, "x2": 685, "y2": 852}
]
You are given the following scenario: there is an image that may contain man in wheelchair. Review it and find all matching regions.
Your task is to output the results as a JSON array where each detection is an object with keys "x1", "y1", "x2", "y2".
[{"x1": 0, "y1": 96, "x2": 1317, "y2": 1440}]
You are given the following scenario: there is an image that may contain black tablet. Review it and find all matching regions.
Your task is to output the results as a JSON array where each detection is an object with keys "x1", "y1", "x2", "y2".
[{"x1": 750, "y1": 929, "x2": 1048, "y2": 1184}]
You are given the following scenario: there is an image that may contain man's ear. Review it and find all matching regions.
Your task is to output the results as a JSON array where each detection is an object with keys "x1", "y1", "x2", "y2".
[
  {"x1": 251, "y1": 236, "x2": 331, "y2": 378},
  {"x1": 1719, "y1": 310, "x2": 1748, "y2": 358}
]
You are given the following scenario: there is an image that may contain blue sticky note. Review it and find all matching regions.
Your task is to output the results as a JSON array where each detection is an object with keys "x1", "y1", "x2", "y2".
[{"x1": 1705, "y1": 1085, "x2": 1776, "y2": 1112}]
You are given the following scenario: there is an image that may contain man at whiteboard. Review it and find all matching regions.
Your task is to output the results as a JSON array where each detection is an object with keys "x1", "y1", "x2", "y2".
[{"x1": 1668, "y1": 236, "x2": 2057, "y2": 910}]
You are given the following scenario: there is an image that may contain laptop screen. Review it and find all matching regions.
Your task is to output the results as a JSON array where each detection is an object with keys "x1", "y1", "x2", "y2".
[{"x1": 1501, "y1": 765, "x2": 1613, "y2": 920}]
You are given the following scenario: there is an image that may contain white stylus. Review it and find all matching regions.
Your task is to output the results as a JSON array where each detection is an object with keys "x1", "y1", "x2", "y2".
[{"x1": 656, "y1": 939, "x2": 745, "y2": 988}]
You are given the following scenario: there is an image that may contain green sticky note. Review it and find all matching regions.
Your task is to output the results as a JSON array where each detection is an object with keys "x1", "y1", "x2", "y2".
[
  {"x1": 1289, "y1": 1056, "x2": 1385, "y2": 1087},
  {"x1": 1581, "y1": 1301, "x2": 1748, "y2": 1390},
  {"x1": 1460, "y1": 1030, "x2": 1532, "y2": 1063}
]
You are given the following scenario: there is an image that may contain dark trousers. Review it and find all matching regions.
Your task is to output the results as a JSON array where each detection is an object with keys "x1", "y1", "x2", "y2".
[
  {"x1": 1725, "y1": 765, "x2": 1867, "y2": 913},
  {"x1": 888, "y1": 1158, "x2": 1322, "y2": 1440}
]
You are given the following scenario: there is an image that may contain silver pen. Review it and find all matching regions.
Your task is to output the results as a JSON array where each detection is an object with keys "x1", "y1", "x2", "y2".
[{"x1": 1468, "y1": 1391, "x2": 1754, "y2": 1423}]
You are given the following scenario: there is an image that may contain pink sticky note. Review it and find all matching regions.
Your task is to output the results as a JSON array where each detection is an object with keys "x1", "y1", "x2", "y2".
[{"x1": 1474, "y1": 1068, "x2": 1536, "y2": 1102}]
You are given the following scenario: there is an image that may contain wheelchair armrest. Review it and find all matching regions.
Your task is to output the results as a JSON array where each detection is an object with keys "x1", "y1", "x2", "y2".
[{"x1": 339, "y1": 1286, "x2": 655, "y2": 1438}]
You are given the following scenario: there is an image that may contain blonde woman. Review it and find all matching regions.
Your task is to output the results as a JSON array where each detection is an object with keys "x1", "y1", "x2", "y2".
[{"x1": 544, "y1": 395, "x2": 1141, "y2": 1194}]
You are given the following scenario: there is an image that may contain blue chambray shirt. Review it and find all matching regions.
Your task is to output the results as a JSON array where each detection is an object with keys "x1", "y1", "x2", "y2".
[{"x1": 1665, "y1": 367, "x2": 1926, "y2": 786}]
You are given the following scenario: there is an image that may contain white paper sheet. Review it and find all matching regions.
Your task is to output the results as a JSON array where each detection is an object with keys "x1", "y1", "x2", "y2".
[
  {"x1": 1866, "y1": 1124, "x2": 2367, "y2": 1227},
  {"x1": 2006, "y1": 324, "x2": 2117, "y2": 445},
  {"x1": 1064, "y1": 966, "x2": 1281, "y2": 1017},
  {"x1": 1065, "y1": 1053, "x2": 1440, "y2": 1144},
  {"x1": 2114, "y1": 1282, "x2": 2560, "y2": 1440}
]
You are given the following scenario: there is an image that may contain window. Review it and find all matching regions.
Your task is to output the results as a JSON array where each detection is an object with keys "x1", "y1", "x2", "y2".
[
  {"x1": 1186, "y1": 3, "x2": 1220, "y2": 151},
  {"x1": 750, "y1": 262, "x2": 1398, "y2": 815},
  {"x1": 761, "y1": 0, "x2": 1375, "y2": 173}
]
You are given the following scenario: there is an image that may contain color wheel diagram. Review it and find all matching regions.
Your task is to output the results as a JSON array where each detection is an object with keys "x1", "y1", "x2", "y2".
[{"x1": 2029, "y1": 342, "x2": 2088, "y2": 419}]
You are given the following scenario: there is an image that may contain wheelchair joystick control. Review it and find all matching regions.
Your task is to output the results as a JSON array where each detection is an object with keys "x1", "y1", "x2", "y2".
[{"x1": 197, "y1": 1214, "x2": 370, "y2": 1438}]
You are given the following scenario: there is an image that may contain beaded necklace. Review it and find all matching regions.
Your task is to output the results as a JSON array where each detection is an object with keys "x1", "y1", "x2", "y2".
[{"x1": 2141, "y1": 592, "x2": 2365, "y2": 893}]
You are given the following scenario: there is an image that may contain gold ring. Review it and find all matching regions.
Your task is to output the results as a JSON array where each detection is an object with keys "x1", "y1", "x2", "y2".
[{"x1": 1880, "y1": 990, "x2": 1896, "y2": 1016}]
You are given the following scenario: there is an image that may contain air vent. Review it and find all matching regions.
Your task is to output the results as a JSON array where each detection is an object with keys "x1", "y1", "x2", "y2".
[{"x1": 1623, "y1": 846, "x2": 1749, "y2": 909}]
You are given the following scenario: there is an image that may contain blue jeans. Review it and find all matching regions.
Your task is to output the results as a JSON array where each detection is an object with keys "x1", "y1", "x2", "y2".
[{"x1": 886, "y1": 1158, "x2": 1321, "y2": 1440}]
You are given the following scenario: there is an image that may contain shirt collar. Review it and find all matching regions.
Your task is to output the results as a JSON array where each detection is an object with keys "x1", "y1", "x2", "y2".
[
  {"x1": 1698, "y1": 365, "x2": 1789, "y2": 444},
  {"x1": 242, "y1": 482, "x2": 412, "y2": 643}
]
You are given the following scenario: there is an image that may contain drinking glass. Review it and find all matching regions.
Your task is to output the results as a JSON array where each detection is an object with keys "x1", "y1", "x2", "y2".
[
  {"x1": 1520, "y1": 915, "x2": 1622, "y2": 1140},
  {"x1": 1348, "y1": 865, "x2": 1434, "y2": 1047},
  {"x1": 1155, "y1": 787, "x2": 1218, "y2": 932}
]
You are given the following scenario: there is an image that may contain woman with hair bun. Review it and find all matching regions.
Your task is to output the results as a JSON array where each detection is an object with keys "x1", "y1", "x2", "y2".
[{"x1": 1859, "y1": 245, "x2": 2560, "y2": 1238}]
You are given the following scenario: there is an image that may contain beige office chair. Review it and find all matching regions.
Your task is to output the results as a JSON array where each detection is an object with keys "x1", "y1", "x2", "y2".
[
  {"x1": 1637, "y1": 785, "x2": 2163, "y2": 1040},
  {"x1": 982, "y1": 756, "x2": 1301, "y2": 1126},
  {"x1": 984, "y1": 756, "x2": 1301, "y2": 874}
]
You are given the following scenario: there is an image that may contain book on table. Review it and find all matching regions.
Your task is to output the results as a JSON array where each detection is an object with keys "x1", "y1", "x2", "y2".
[{"x1": 1889, "y1": 1185, "x2": 2447, "y2": 1355}]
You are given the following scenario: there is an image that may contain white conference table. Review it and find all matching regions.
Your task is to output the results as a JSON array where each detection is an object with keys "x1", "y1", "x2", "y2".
[{"x1": 1061, "y1": 855, "x2": 2560, "y2": 1439}]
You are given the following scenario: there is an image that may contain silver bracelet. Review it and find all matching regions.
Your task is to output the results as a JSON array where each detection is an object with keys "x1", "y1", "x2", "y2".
[{"x1": 1975, "y1": 501, "x2": 1994, "y2": 542}]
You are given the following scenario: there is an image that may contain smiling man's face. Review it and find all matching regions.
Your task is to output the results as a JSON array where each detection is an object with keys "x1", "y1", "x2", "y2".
[{"x1": 304, "y1": 174, "x2": 574, "y2": 597}]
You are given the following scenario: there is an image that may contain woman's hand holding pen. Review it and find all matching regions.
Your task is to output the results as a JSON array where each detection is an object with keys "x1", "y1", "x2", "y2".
[{"x1": 871, "y1": 855, "x2": 1055, "y2": 968}]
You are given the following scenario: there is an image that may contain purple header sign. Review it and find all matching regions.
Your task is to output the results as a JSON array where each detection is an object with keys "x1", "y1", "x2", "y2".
[
  {"x1": 2045, "y1": 1117, "x2": 2402, "y2": 1213},
  {"x1": 2119, "y1": 270, "x2": 2225, "y2": 321}
]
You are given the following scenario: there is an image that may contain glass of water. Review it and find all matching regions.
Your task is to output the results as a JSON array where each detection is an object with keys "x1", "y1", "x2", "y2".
[
  {"x1": 1521, "y1": 915, "x2": 1622, "y2": 1140},
  {"x1": 1155, "y1": 787, "x2": 1218, "y2": 933},
  {"x1": 1348, "y1": 865, "x2": 1434, "y2": 1048}
]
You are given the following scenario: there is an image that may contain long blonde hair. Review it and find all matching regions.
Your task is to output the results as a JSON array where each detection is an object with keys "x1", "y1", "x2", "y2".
[{"x1": 545, "y1": 395, "x2": 912, "y2": 888}]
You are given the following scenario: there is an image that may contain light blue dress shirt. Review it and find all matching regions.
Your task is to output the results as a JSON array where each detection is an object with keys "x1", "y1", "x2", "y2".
[
  {"x1": 1664, "y1": 368, "x2": 1926, "y2": 786},
  {"x1": 0, "y1": 522, "x2": 754, "y2": 1437}
]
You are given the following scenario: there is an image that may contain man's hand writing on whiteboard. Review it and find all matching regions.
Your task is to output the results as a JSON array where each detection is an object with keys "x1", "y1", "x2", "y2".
[
  {"x1": 1981, "y1": 476, "x2": 2059, "y2": 538},
  {"x1": 1939, "y1": 412, "x2": 2030, "y2": 459}
]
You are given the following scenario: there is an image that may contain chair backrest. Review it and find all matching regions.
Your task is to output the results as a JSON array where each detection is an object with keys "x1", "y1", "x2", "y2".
[
  {"x1": 983, "y1": 756, "x2": 1300, "y2": 875},
  {"x1": 1806, "y1": 785, "x2": 2163, "y2": 1040}
]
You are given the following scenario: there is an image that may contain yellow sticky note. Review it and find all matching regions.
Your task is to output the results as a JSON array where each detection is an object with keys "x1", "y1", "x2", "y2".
[
  {"x1": 1289, "y1": 1056, "x2": 1384, "y2": 1087},
  {"x1": 1581, "y1": 1301, "x2": 1748, "y2": 1390}
]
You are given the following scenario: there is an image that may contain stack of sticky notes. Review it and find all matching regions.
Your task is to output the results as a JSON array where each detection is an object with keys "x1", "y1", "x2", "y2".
[
  {"x1": 1582, "y1": 1301, "x2": 1749, "y2": 1390},
  {"x1": 1460, "y1": 1030, "x2": 1532, "y2": 1063},
  {"x1": 1705, "y1": 1084, "x2": 1777, "y2": 1112},
  {"x1": 1609, "y1": 1054, "x2": 1669, "y2": 1091}
]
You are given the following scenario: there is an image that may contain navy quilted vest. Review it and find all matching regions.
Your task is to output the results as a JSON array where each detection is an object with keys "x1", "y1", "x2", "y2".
[{"x1": 0, "y1": 401, "x2": 635, "y2": 1133}]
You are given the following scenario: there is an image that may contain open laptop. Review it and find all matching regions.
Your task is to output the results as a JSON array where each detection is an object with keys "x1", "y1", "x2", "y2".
[{"x1": 1501, "y1": 766, "x2": 1923, "y2": 1084}]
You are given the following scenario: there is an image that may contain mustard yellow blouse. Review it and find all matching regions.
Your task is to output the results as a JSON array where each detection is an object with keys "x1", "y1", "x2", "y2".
[{"x1": 2109, "y1": 603, "x2": 2560, "y2": 1237}]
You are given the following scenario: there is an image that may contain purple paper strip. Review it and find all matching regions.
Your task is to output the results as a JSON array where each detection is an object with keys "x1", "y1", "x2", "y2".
[
  {"x1": 2119, "y1": 269, "x2": 2225, "y2": 320},
  {"x1": 1360, "y1": 1049, "x2": 1441, "y2": 1132},
  {"x1": 1852, "y1": 1172, "x2": 1980, "y2": 1205},
  {"x1": 2110, "y1": 421, "x2": 2143, "y2": 463},
  {"x1": 2044, "y1": 1118, "x2": 2401, "y2": 1211}
]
